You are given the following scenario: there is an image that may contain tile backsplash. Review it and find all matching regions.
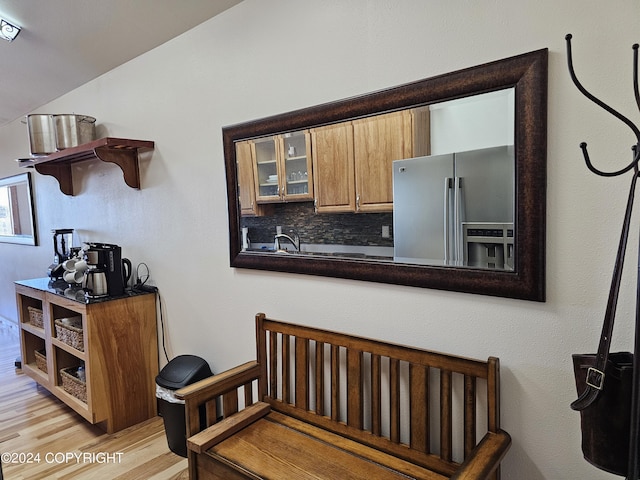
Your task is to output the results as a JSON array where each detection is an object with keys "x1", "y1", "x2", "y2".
[{"x1": 240, "y1": 202, "x2": 393, "y2": 247}]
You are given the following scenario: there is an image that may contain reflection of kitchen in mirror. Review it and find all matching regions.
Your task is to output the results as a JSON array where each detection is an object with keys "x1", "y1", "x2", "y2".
[
  {"x1": 0, "y1": 172, "x2": 37, "y2": 246},
  {"x1": 238, "y1": 88, "x2": 514, "y2": 271},
  {"x1": 394, "y1": 88, "x2": 515, "y2": 270}
]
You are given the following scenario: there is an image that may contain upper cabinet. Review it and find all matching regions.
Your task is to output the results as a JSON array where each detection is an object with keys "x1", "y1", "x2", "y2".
[
  {"x1": 278, "y1": 131, "x2": 314, "y2": 200},
  {"x1": 237, "y1": 108, "x2": 430, "y2": 215},
  {"x1": 312, "y1": 108, "x2": 430, "y2": 214},
  {"x1": 251, "y1": 130, "x2": 314, "y2": 204},
  {"x1": 352, "y1": 110, "x2": 415, "y2": 213},
  {"x1": 310, "y1": 122, "x2": 355, "y2": 213},
  {"x1": 236, "y1": 140, "x2": 270, "y2": 217}
]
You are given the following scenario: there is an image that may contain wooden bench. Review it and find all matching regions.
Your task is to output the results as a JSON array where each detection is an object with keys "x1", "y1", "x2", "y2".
[{"x1": 176, "y1": 313, "x2": 511, "y2": 480}]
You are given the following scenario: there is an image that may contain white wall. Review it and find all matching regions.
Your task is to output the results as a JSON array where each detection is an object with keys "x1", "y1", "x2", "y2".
[
  {"x1": 430, "y1": 89, "x2": 515, "y2": 154},
  {"x1": 0, "y1": 1, "x2": 637, "y2": 478}
]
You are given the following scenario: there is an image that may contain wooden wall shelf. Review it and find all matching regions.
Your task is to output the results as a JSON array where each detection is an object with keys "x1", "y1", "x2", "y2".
[{"x1": 19, "y1": 137, "x2": 154, "y2": 196}]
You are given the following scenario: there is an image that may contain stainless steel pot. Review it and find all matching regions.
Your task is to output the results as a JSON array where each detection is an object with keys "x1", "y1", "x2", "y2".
[
  {"x1": 53, "y1": 114, "x2": 96, "y2": 150},
  {"x1": 26, "y1": 114, "x2": 56, "y2": 155}
]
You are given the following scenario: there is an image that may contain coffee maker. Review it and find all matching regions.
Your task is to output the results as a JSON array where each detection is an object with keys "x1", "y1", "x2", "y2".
[
  {"x1": 48, "y1": 229, "x2": 74, "y2": 279},
  {"x1": 84, "y1": 243, "x2": 131, "y2": 297}
]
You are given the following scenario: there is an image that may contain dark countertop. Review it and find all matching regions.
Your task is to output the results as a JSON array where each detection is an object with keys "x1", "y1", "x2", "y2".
[
  {"x1": 15, "y1": 277, "x2": 154, "y2": 305},
  {"x1": 244, "y1": 248, "x2": 393, "y2": 261}
]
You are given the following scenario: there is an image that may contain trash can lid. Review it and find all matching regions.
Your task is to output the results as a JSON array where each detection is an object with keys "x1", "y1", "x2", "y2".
[{"x1": 155, "y1": 354, "x2": 213, "y2": 390}]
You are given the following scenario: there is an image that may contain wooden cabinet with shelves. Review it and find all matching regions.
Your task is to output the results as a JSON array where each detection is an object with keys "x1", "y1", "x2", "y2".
[
  {"x1": 311, "y1": 108, "x2": 429, "y2": 214},
  {"x1": 16, "y1": 279, "x2": 158, "y2": 434},
  {"x1": 250, "y1": 131, "x2": 314, "y2": 204}
]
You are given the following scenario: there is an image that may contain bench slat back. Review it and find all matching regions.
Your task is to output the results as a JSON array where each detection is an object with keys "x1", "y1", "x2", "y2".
[{"x1": 256, "y1": 314, "x2": 501, "y2": 477}]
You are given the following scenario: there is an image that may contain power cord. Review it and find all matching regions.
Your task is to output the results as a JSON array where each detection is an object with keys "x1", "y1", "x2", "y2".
[
  {"x1": 131, "y1": 263, "x2": 169, "y2": 362},
  {"x1": 132, "y1": 262, "x2": 157, "y2": 292}
]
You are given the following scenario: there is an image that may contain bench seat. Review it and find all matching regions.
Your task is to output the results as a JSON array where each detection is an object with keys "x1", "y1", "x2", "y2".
[
  {"x1": 196, "y1": 407, "x2": 448, "y2": 480},
  {"x1": 177, "y1": 313, "x2": 511, "y2": 480}
]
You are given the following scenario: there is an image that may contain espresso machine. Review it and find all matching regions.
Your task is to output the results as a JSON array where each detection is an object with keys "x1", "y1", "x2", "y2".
[
  {"x1": 48, "y1": 229, "x2": 74, "y2": 279},
  {"x1": 84, "y1": 243, "x2": 131, "y2": 297}
]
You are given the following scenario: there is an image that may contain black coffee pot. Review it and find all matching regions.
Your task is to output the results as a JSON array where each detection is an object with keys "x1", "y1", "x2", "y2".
[{"x1": 84, "y1": 243, "x2": 132, "y2": 297}]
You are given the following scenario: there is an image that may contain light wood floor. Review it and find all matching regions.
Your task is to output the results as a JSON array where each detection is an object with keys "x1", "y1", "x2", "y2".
[{"x1": 0, "y1": 322, "x2": 188, "y2": 480}]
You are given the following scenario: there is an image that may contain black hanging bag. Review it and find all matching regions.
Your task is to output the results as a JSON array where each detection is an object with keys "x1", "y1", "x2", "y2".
[
  {"x1": 570, "y1": 167, "x2": 638, "y2": 476},
  {"x1": 572, "y1": 352, "x2": 634, "y2": 475}
]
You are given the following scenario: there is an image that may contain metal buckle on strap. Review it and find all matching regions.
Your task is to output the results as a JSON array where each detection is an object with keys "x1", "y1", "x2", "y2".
[{"x1": 586, "y1": 367, "x2": 605, "y2": 390}]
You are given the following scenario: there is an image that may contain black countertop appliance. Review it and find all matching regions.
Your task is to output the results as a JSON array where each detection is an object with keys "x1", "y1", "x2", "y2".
[
  {"x1": 84, "y1": 243, "x2": 130, "y2": 297},
  {"x1": 47, "y1": 228, "x2": 74, "y2": 279}
]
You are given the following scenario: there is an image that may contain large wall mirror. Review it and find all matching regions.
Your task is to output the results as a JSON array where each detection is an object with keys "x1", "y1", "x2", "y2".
[
  {"x1": 0, "y1": 172, "x2": 37, "y2": 246},
  {"x1": 223, "y1": 49, "x2": 547, "y2": 301}
]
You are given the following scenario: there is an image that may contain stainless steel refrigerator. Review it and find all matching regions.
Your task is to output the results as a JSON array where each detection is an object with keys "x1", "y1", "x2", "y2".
[{"x1": 392, "y1": 145, "x2": 514, "y2": 269}]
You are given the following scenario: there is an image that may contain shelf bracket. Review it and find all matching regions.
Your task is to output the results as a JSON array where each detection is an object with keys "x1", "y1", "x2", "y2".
[
  {"x1": 34, "y1": 163, "x2": 74, "y2": 196},
  {"x1": 94, "y1": 146, "x2": 141, "y2": 190}
]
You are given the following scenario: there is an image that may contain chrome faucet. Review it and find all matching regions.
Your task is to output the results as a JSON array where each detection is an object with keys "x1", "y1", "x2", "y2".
[{"x1": 274, "y1": 232, "x2": 300, "y2": 252}]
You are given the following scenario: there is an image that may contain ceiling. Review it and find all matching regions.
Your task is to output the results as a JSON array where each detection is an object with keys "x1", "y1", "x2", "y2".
[{"x1": 0, "y1": 0, "x2": 242, "y2": 127}]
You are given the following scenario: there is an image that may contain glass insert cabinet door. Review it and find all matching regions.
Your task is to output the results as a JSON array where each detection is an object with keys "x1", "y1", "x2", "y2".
[
  {"x1": 253, "y1": 136, "x2": 279, "y2": 200},
  {"x1": 250, "y1": 130, "x2": 313, "y2": 203}
]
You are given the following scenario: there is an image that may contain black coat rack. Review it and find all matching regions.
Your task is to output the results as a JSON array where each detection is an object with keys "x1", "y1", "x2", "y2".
[{"x1": 566, "y1": 33, "x2": 640, "y2": 479}]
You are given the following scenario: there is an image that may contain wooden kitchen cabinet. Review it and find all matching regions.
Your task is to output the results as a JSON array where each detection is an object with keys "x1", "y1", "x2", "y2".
[
  {"x1": 16, "y1": 279, "x2": 158, "y2": 434},
  {"x1": 250, "y1": 130, "x2": 314, "y2": 204},
  {"x1": 352, "y1": 110, "x2": 415, "y2": 212},
  {"x1": 236, "y1": 140, "x2": 269, "y2": 216},
  {"x1": 310, "y1": 122, "x2": 356, "y2": 213},
  {"x1": 311, "y1": 109, "x2": 428, "y2": 214}
]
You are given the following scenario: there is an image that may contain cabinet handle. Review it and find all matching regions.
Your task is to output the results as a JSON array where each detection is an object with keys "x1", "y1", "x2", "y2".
[{"x1": 356, "y1": 194, "x2": 360, "y2": 211}]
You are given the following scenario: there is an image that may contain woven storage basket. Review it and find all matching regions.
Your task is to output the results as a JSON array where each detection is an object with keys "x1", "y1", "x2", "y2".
[
  {"x1": 55, "y1": 318, "x2": 84, "y2": 351},
  {"x1": 27, "y1": 306, "x2": 43, "y2": 329},
  {"x1": 34, "y1": 349, "x2": 47, "y2": 373},
  {"x1": 60, "y1": 367, "x2": 87, "y2": 403}
]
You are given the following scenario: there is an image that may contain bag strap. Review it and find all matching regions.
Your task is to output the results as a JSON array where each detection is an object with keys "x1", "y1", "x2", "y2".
[{"x1": 571, "y1": 169, "x2": 639, "y2": 411}]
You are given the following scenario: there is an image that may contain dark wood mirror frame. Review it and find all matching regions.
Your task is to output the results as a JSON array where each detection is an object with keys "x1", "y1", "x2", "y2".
[{"x1": 223, "y1": 49, "x2": 547, "y2": 301}]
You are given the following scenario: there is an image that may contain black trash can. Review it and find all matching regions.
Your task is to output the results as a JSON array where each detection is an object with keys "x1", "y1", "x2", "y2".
[{"x1": 156, "y1": 354, "x2": 213, "y2": 457}]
